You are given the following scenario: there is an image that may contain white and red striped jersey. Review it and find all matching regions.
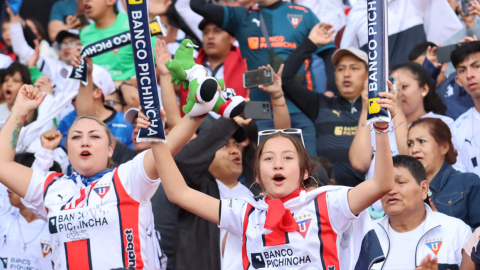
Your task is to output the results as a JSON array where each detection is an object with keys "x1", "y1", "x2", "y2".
[
  {"x1": 23, "y1": 151, "x2": 163, "y2": 270},
  {"x1": 220, "y1": 186, "x2": 385, "y2": 270}
]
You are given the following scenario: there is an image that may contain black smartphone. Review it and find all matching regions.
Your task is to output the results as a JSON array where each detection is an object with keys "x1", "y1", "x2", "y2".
[
  {"x1": 77, "y1": 13, "x2": 89, "y2": 26},
  {"x1": 461, "y1": 0, "x2": 471, "y2": 15},
  {"x1": 243, "y1": 69, "x2": 274, "y2": 89},
  {"x1": 243, "y1": 101, "x2": 272, "y2": 120},
  {"x1": 437, "y1": 43, "x2": 461, "y2": 63}
]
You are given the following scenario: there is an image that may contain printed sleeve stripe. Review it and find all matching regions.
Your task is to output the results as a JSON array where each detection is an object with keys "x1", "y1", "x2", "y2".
[
  {"x1": 112, "y1": 168, "x2": 144, "y2": 269},
  {"x1": 242, "y1": 204, "x2": 254, "y2": 270},
  {"x1": 64, "y1": 238, "x2": 93, "y2": 270},
  {"x1": 43, "y1": 172, "x2": 63, "y2": 200},
  {"x1": 315, "y1": 193, "x2": 339, "y2": 270}
]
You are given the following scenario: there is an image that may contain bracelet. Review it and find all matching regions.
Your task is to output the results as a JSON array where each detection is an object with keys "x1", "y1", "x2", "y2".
[
  {"x1": 373, "y1": 123, "x2": 389, "y2": 133},
  {"x1": 118, "y1": 81, "x2": 133, "y2": 92},
  {"x1": 271, "y1": 93, "x2": 284, "y2": 100},
  {"x1": 271, "y1": 101, "x2": 286, "y2": 106}
]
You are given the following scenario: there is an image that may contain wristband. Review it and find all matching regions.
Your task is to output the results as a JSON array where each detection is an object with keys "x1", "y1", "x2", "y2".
[
  {"x1": 118, "y1": 81, "x2": 133, "y2": 92},
  {"x1": 271, "y1": 93, "x2": 284, "y2": 100},
  {"x1": 271, "y1": 101, "x2": 286, "y2": 106}
]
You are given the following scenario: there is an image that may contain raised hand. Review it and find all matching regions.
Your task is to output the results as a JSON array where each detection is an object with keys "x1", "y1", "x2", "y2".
[
  {"x1": 459, "y1": 35, "x2": 478, "y2": 43},
  {"x1": 27, "y1": 39, "x2": 40, "y2": 68},
  {"x1": 148, "y1": 0, "x2": 172, "y2": 16},
  {"x1": 6, "y1": 7, "x2": 21, "y2": 24},
  {"x1": 308, "y1": 22, "x2": 335, "y2": 46},
  {"x1": 258, "y1": 64, "x2": 283, "y2": 97},
  {"x1": 136, "y1": 107, "x2": 167, "y2": 134},
  {"x1": 375, "y1": 78, "x2": 397, "y2": 128},
  {"x1": 154, "y1": 39, "x2": 172, "y2": 76},
  {"x1": 65, "y1": 15, "x2": 81, "y2": 29},
  {"x1": 12, "y1": 85, "x2": 47, "y2": 114},
  {"x1": 425, "y1": 46, "x2": 441, "y2": 69},
  {"x1": 415, "y1": 255, "x2": 438, "y2": 270},
  {"x1": 34, "y1": 76, "x2": 53, "y2": 95},
  {"x1": 41, "y1": 130, "x2": 63, "y2": 150}
]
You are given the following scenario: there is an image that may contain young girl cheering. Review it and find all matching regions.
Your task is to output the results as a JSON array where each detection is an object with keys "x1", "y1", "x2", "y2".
[{"x1": 144, "y1": 81, "x2": 397, "y2": 269}]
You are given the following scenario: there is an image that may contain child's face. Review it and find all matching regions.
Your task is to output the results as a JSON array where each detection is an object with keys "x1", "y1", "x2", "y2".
[
  {"x1": 2, "y1": 22, "x2": 11, "y2": 47},
  {"x1": 2, "y1": 71, "x2": 23, "y2": 106}
]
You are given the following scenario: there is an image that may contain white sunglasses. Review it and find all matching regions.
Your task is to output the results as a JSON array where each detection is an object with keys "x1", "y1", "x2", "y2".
[{"x1": 257, "y1": 129, "x2": 305, "y2": 147}]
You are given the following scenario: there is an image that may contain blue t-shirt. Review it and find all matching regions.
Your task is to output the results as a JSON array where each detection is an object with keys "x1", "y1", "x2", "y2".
[
  {"x1": 49, "y1": 0, "x2": 77, "y2": 23},
  {"x1": 222, "y1": 2, "x2": 335, "y2": 114},
  {"x1": 57, "y1": 109, "x2": 134, "y2": 149}
]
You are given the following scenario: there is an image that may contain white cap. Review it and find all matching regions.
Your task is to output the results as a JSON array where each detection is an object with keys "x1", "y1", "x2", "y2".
[
  {"x1": 124, "y1": 107, "x2": 140, "y2": 125},
  {"x1": 331, "y1": 47, "x2": 368, "y2": 66},
  {"x1": 92, "y1": 64, "x2": 115, "y2": 97}
]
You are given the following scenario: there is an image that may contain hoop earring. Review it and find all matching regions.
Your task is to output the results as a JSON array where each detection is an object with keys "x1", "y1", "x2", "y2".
[
  {"x1": 305, "y1": 175, "x2": 320, "y2": 189},
  {"x1": 249, "y1": 182, "x2": 267, "y2": 198}
]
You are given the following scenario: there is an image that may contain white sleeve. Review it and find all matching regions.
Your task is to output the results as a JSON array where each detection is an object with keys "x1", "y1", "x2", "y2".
[
  {"x1": 326, "y1": 188, "x2": 357, "y2": 233},
  {"x1": 456, "y1": 222, "x2": 473, "y2": 265},
  {"x1": 174, "y1": 0, "x2": 204, "y2": 42},
  {"x1": 117, "y1": 150, "x2": 161, "y2": 203},
  {"x1": 219, "y1": 198, "x2": 248, "y2": 238},
  {"x1": 416, "y1": 0, "x2": 463, "y2": 45},
  {"x1": 32, "y1": 147, "x2": 54, "y2": 171},
  {"x1": 9, "y1": 22, "x2": 35, "y2": 65},
  {"x1": 23, "y1": 170, "x2": 54, "y2": 219}
]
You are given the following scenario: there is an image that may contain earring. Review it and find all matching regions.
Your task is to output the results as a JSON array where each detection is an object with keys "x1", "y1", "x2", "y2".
[
  {"x1": 303, "y1": 176, "x2": 320, "y2": 190},
  {"x1": 422, "y1": 92, "x2": 426, "y2": 97},
  {"x1": 249, "y1": 182, "x2": 266, "y2": 198}
]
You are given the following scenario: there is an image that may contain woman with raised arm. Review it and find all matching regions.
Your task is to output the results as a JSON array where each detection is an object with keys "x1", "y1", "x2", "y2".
[
  {"x1": 0, "y1": 81, "x2": 203, "y2": 269},
  {"x1": 146, "y1": 80, "x2": 398, "y2": 269}
]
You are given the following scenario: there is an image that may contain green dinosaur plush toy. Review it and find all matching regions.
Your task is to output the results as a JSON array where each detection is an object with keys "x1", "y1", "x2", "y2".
[{"x1": 165, "y1": 39, "x2": 245, "y2": 118}]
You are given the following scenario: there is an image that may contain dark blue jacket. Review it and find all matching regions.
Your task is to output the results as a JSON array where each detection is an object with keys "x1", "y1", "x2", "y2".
[{"x1": 430, "y1": 162, "x2": 480, "y2": 229}]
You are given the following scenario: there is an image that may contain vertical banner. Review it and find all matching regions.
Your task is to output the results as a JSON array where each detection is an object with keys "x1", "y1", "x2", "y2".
[
  {"x1": 366, "y1": 0, "x2": 391, "y2": 125},
  {"x1": 126, "y1": 0, "x2": 166, "y2": 142}
]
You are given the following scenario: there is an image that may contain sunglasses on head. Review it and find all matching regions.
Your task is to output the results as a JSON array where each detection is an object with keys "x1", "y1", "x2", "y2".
[{"x1": 257, "y1": 129, "x2": 305, "y2": 147}]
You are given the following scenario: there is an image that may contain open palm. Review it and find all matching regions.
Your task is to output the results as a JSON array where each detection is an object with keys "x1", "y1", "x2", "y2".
[{"x1": 258, "y1": 64, "x2": 284, "y2": 95}]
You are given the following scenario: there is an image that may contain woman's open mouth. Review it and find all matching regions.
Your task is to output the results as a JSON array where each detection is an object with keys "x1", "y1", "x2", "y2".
[
  {"x1": 80, "y1": 150, "x2": 92, "y2": 158},
  {"x1": 272, "y1": 174, "x2": 286, "y2": 186}
]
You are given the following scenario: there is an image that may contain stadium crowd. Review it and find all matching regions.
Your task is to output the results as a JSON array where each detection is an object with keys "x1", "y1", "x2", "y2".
[{"x1": 0, "y1": 0, "x2": 480, "y2": 269}]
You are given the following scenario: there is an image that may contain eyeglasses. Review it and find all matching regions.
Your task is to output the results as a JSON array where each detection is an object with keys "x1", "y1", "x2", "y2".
[
  {"x1": 257, "y1": 129, "x2": 305, "y2": 147},
  {"x1": 104, "y1": 100, "x2": 124, "y2": 107},
  {"x1": 60, "y1": 41, "x2": 81, "y2": 49}
]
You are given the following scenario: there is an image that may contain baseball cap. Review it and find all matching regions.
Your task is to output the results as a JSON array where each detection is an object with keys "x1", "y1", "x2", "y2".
[
  {"x1": 92, "y1": 64, "x2": 115, "y2": 97},
  {"x1": 124, "y1": 107, "x2": 140, "y2": 125},
  {"x1": 198, "y1": 18, "x2": 213, "y2": 31},
  {"x1": 55, "y1": 29, "x2": 80, "y2": 44},
  {"x1": 331, "y1": 47, "x2": 368, "y2": 66}
]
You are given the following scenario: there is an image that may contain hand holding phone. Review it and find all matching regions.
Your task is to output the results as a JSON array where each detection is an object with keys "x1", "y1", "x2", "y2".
[
  {"x1": 437, "y1": 44, "x2": 461, "y2": 63},
  {"x1": 243, "y1": 68, "x2": 274, "y2": 89}
]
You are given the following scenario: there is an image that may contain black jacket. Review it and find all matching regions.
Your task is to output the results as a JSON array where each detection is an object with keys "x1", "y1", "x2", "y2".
[{"x1": 173, "y1": 118, "x2": 241, "y2": 270}]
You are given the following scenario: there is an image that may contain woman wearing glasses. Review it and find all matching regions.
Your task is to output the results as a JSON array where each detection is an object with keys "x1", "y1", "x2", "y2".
[{"x1": 142, "y1": 77, "x2": 397, "y2": 268}]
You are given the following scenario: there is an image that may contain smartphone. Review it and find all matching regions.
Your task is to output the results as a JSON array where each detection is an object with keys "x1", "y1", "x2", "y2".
[
  {"x1": 76, "y1": 13, "x2": 89, "y2": 26},
  {"x1": 243, "y1": 68, "x2": 274, "y2": 89},
  {"x1": 461, "y1": 0, "x2": 471, "y2": 15},
  {"x1": 243, "y1": 101, "x2": 272, "y2": 120},
  {"x1": 7, "y1": 0, "x2": 22, "y2": 15},
  {"x1": 437, "y1": 43, "x2": 461, "y2": 63}
]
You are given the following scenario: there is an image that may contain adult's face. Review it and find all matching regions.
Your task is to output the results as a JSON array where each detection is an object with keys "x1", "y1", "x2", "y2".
[
  {"x1": 407, "y1": 124, "x2": 447, "y2": 177},
  {"x1": 159, "y1": 15, "x2": 178, "y2": 44},
  {"x1": 381, "y1": 167, "x2": 428, "y2": 217},
  {"x1": 202, "y1": 23, "x2": 234, "y2": 59},
  {"x1": 2, "y1": 22, "x2": 11, "y2": 47},
  {"x1": 396, "y1": 69, "x2": 428, "y2": 118},
  {"x1": 256, "y1": 0, "x2": 279, "y2": 7},
  {"x1": 59, "y1": 37, "x2": 82, "y2": 65},
  {"x1": 67, "y1": 118, "x2": 113, "y2": 177},
  {"x1": 104, "y1": 92, "x2": 124, "y2": 113},
  {"x1": 334, "y1": 54, "x2": 368, "y2": 100},
  {"x1": 209, "y1": 138, "x2": 243, "y2": 182},
  {"x1": 455, "y1": 52, "x2": 480, "y2": 99}
]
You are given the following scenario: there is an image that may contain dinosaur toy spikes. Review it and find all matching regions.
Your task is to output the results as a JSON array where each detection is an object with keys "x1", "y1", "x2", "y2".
[{"x1": 165, "y1": 39, "x2": 246, "y2": 118}]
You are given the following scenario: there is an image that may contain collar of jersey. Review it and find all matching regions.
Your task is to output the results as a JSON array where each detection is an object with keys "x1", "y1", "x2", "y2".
[{"x1": 69, "y1": 168, "x2": 115, "y2": 186}]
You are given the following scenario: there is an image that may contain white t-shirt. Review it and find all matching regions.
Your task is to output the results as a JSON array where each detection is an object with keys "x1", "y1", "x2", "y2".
[
  {"x1": 0, "y1": 211, "x2": 52, "y2": 270},
  {"x1": 23, "y1": 151, "x2": 162, "y2": 270},
  {"x1": 0, "y1": 183, "x2": 12, "y2": 215},
  {"x1": 382, "y1": 220, "x2": 426, "y2": 270},
  {"x1": 453, "y1": 107, "x2": 480, "y2": 177},
  {"x1": 216, "y1": 180, "x2": 251, "y2": 270}
]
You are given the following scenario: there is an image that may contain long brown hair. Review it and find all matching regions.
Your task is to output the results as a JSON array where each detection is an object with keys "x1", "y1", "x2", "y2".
[
  {"x1": 409, "y1": 118, "x2": 457, "y2": 164},
  {"x1": 67, "y1": 115, "x2": 114, "y2": 169},
  {"x1": 253, "y1": 133, "x2": 319, "y2": 193}
]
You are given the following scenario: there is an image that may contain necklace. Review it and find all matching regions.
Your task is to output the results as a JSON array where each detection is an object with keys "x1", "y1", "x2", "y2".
[{"x1": 17, "y1": 215, "x2": 46, "y2": 252}]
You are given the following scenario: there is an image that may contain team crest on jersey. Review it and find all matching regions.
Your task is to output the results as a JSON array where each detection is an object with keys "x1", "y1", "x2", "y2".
[
  {"x1": 93, "y1": 183, "x2": 111, "y2": 199},
  {"x1": 295, "y1": 214, "x2": 312, "y2": 238},
  {"x1": 287, "y1": 14, "x2": 303, "y2": 29},
  {"x1": 113, "y1": 48, "x2": 119, "y2": 55},
  {"x1": 426, "y1": 239, "x2": 443, "y2": 255},
  {"x1": 40, "y1": 240, "x2": 52, "y2": 258}
]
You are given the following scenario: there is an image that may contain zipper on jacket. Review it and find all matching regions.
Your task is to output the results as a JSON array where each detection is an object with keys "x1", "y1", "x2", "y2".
[
  {"x1": 414, "y1": 225, "x2": 440, "y2": 267},
  {"x1": 377, "y1": 223, "x2": 390, "y2": 270}
]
